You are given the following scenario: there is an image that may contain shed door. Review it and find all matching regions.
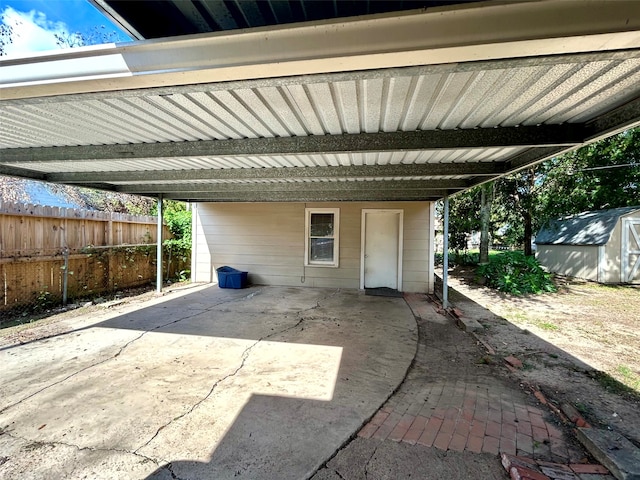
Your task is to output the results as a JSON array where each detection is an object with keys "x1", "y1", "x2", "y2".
[
  {"x1": 622, "y1": 218, "x2": 640, "y2": 283},
  {"x1": 361, "y1": 210, "x2": 403, "y2": 290}
]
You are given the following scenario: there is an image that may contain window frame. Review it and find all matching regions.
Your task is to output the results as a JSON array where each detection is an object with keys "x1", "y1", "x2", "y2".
[{"x1": 304, "y1": 208, "x2": 340, "y2": 267}]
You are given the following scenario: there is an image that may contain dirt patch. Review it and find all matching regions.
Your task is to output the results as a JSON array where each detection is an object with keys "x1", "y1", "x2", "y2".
[
  {"x1": 443, "y1": 267, "x2": 640, "y2": 447},
  {"x1": 0, "y1": 282, "x2": 197, "y2": 348}
]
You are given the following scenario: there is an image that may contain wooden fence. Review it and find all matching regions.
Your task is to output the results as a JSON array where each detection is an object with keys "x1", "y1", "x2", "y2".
[{"x1": 0, "y1": 202, "x2": 187, "y2": 314}]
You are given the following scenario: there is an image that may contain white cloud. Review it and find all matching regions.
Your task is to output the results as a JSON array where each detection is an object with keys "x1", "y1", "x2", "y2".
[{"x1": 1, "y1": 6, "x2": 75, "y2": 55}]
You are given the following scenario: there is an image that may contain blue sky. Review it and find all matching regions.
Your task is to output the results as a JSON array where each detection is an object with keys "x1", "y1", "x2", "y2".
[{"x1": 0, "y1": 0, "x2": 130, "y2": 55}]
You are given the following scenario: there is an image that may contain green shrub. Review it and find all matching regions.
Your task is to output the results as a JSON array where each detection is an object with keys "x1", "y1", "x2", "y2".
[{"x1": 477, "y1": 251, "x2": 556, "y2": 295}]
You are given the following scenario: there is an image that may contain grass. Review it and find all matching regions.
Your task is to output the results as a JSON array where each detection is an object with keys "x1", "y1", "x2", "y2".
[
  {"x1": 533, "y1": 320, "x2": 559, "y2": 331},
  {"x1": 617, "y1": 365, "x2": 640, "y2": 391},
  {"x1": 594, "y1": 370, "x2": 640, "y2": 398}
]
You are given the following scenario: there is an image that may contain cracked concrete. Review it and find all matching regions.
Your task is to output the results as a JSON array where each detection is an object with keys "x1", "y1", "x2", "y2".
[{"x1": 0, "y1": 285, "x2": 417, "y2": 479}]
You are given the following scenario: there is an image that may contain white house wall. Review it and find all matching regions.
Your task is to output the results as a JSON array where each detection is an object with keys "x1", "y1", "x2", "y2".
[
  {"x1": 192, "y1": 201, "x2": 432, "y2": 292},
  {"x1": 604, "y1": 215, "x2": 624, "y2": 283},
  {"x1": 536, "y1": 245, "x2": 599, "y2": 282}
]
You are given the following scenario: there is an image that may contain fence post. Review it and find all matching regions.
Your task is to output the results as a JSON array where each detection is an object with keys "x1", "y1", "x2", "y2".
[{"x1": 62, "y1": 247, "x2": 69, "y2": 306}]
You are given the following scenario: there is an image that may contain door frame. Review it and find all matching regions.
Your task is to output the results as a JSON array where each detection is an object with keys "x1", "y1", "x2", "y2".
[
  {"x1": 360, "y1": 209, "x2": 404, "y2": 290},
  {"x1": 621, "y1": 217, "x2": 640, "y2": 283}
]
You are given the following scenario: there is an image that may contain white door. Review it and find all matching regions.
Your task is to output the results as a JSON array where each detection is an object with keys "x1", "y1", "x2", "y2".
[
  {"x1": 622, "y1": 218, "x2": 640, "y2": 283},
  {"x1": 361, "y1": 210, "x2": 403, "y2": 290}
]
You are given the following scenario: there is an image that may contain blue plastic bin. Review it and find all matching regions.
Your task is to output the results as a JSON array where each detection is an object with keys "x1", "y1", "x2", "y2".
[{"x1": 216, "y1": 266, "x2": 248, "y2": 289}]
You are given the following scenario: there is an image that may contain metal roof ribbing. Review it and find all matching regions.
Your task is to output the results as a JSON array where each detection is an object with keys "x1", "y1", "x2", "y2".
[
  {"x1": 2, "y1": 58, "x2": 640, "y2": 150},
  {"x1": 4, "y1": 149, "x2": 519, "y2": 174},
  {"x1": 536, "y1": 207, "x2": 640, "y2": 246},
  {"x1": 2, "y1": 1, "x2": 640, "y2": 202}
]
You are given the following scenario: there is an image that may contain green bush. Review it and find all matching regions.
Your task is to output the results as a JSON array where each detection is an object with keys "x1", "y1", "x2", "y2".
[{"x1": 477, "y1": 251, "x2": 556, "y2": 295}]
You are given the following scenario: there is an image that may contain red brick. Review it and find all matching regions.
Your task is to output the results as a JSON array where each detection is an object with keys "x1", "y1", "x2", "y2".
[
  {"x1": 389, "y1": 414, "x2": 415, "y2": 442},
  {"x1": 440, "y1": 418, "x2": 456, "y2": 434},
  {"x1": 461, "y1": 408, "x2": 474, "y2": 422},
  {"x1": 529, "y1": 413, "x2": 546, "y2": 429},
  {"x1": 569, "y1": 464, "x2": 610, "y2": 475},
  {"x1": 358, "y1": 423, "x2": 379, "y2": 438},
  {"x1": 408, "y1": 415, "x2": 429, "y2": 432},
  {"x1": 432, "y1": 407, "x2": 447, "y2": 419},
  {"x1": 501, "y1": 453, "x2": 538, "y2": 471},
  {"x1": 488, "y1": 409, "x2": 503, "y2": 424},
  {"x1": 515, "y1": 407, "x2": 531, "y2": 422},
  {"x1": 516, "y1": 420, "x2": 532, "y2": 436},
  {"x1": 560, "y1": 403, "x2": 581, "y2": 423},
  {"x1": 546, "y1": 424, "x2": 564, "y2": 439},
  {"x1": 510, "y1": 466, "x2": 551, "y2": 480},
  {"x1": 369, "y1": 410, "x2": 390, "y2": 426},
  {"x1": 417, "y1": 417, "x2": 443, "y2": 447},
  {"x1": 402, "y1": 428, "x2": 422, "y2": 445},
  {"x1": 486, "y1": 420, "x2": 502, "y2": 438},
  {"x1": 470, "y1": 420, "x2": 486, "y2": 437},
  {"x1": 433, "y1": 430, "x2": 453, "y2": 451},
  {"x1": 467, "y1": 435, "x2": 484, "y2": 453},
  {"x1": 449, "y1": 433, "x2": 468, "y2": 452},
  {"x1": 502, "y1": 410, "x2": 517, "y2": 424},
  {"x1": 533, "y1": 390, "x2": 548, "y2": 405},
  {"x1": 532, "y1": 425, "x2": 548, "y2": 443},
  {"x1": 505, "y1": 355, "x2": 523, "y2": 369},
  {"x1": 444, "y1": 407, "x2": 459, "y2": 420},
  {"x1": 575, "y1": 417, "x2": 591, "y2": 428},
  {"x1": 372, "y1": 412, "x2": 401, "y2": 440},
  {"x1": 482, "y1": 435, "x2": 500, "y2": 455},
  {"x1": 455, "y1": 418, "x2": 471, "y2": 436},
  {"x1": 389, "y1": 422, "x2": 411, "y2": 442},
  {"x1": 501, "y1": 423, "x2": 517, "y2": 440},
  {"x1": 500, "y1": 437, "x2": 517, "y2": 456},
  {"x1": 516, "y1": 432, "x2": 534, "y2": 454}
]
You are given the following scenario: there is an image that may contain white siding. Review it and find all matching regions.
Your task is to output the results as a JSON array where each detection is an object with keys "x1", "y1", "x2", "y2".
[
  {"x1": 536, "y1": 245, "x2": 599, "y2": 281},
  {"x1": 192, "y1": 201, "x2": 432, "y2": 292}
]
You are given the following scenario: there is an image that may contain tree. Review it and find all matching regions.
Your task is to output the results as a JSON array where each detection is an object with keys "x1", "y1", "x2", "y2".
[
  {"x1": 446, "y1": 127, "x2": 640, "y2": 257},
  {"x1": 536, "y1": 128, "x2": 640, "y2": 220},
  {"x1": 479, "y1": 182, "x2": 493, "y2": 264}
]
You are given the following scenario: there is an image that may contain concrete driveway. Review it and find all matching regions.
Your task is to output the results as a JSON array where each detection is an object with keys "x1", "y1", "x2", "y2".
[{"x1": 0, "y1": 285, "x2": 417, "y2": 479}]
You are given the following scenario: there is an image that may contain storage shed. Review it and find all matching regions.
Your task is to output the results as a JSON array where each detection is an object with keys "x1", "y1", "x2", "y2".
[{"x1": 536, "y1": 207, "x2": 640, "y2": 284}]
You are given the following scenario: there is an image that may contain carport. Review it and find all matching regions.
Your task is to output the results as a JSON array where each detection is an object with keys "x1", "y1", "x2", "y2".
[
  {"x1": 2, "y1": 2, "x2": 640, "y2": 478},
  {"x1": 2, "y1": 0, "x2": 640, "y2": 303}
]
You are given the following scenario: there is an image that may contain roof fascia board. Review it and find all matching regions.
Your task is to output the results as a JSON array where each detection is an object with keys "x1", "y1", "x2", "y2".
[
  {"x1": 5, "y1": 50, "x2": 640, "y2": 107},
  {"x1": 3, "y1": 0, "x2": 640, "y2": 100},
  {"x1": 44, "y1": 163, "x2": 504, "y2": 184},
  {"x1": 161, "y1": 190, "x2": 449, "y2": 202},
  {"x1": 115, "y1": 179, "x2": 469, "y2": 194},
  {"x1": 0, "y1": 125, "x2": 584, "y2": 163}
]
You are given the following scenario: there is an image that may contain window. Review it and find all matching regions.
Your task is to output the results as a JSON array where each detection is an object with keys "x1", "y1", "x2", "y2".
[{"x1": 305, "y1": 208, "x2": 339, "y2": 267}]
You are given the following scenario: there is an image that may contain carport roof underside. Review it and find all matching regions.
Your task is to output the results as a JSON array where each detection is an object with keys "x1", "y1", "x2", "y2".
[{"x1": 1, "y1": 1, "x2": 640, "y2": 203}]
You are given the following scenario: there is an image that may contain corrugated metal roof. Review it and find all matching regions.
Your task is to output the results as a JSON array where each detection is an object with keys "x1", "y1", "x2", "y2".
[
  {"x1": 2, "y1": 1, "x2": 640, "y2": 203},
  {"x1": 3, "y1": 60, "x2": 640, "y2": 150},
  {"x1": 536, "y1": 207, "x2": 640, "y2": 246}
]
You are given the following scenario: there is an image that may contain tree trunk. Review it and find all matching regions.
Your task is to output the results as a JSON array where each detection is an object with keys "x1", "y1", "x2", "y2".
[
  {"x1": 524, "y1": 209, "x2": 533, "y2": 256},
  {"x1": 479, "y1": 182, "x2": 492, "y2": 264},
  {"x1": 523, "y1": 169, "x2": 535, "y2": 256}
]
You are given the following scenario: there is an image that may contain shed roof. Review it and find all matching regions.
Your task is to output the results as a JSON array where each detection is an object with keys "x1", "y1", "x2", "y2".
[
  {"x1": 535, "y1": 207, "x2": 640, "y2": 246},
  {"x1": 1, "y1": 1, "x2": 640, "y2": 203}
]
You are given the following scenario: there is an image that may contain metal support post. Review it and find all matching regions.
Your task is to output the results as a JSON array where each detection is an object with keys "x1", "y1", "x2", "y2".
[
  {"x1": 443, "y1": 195, "x2": 449, "y2": 309},
  {"x1": 156, "y1": 195, "x2": 163, "y2": 294}
]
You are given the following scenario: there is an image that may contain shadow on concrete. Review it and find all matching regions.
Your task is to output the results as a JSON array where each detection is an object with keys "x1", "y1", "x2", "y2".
[{"x1": 81, "y1": 285, "x2": 417, "y2": 479}]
